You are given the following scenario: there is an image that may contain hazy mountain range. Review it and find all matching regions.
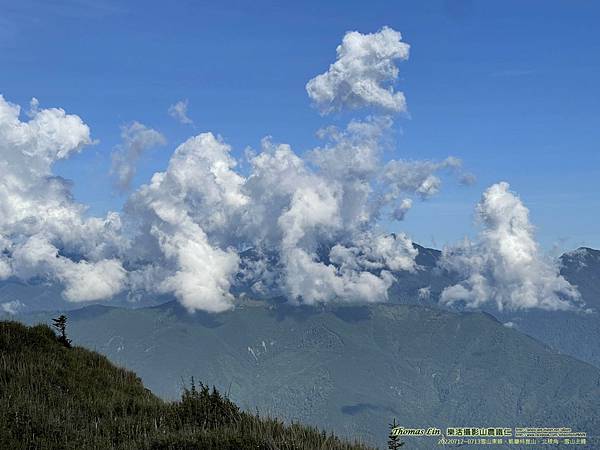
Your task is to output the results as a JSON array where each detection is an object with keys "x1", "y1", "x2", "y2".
[
  {"x1": 394, "y1": 245, "x2": 600, "y2": 369},
  {"x1": 10, "y1": 244, "x2": 600, "y2": 449}
]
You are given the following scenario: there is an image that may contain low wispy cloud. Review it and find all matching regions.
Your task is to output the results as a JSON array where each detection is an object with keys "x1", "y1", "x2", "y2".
[
  {"x1": 168, "y1": 99, "x2": 194, "y2": 125},
  {"x1": 1, "y1": 300, "x2": 24, "y2": 315},
  {"x1": 459, "y1": 172, "x2": 477, "y2": 186},
  {"x1": 110, "y1": 122, "x2": 166, "y2": 192}
]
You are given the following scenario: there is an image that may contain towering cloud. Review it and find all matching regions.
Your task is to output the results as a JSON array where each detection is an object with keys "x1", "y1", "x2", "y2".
[
  {"x1": 440, "y1": 182, "x2": 581, "y2": 311},
  {"x1": 122, "y1": 128, "x2": 431, "y2": 310},
  {"x1": 306, "y1": 27, "x2": 410, "y2": 114},
  {"x1": 125, "y1": 132, "x2": 248, "y2": 312},
  {"x1": 232, "y1": 121, "x2": 451, "y2": 306},
  {"x1": 0, "y1": 27, "x2": 471, "y2": 312},
  {"x1": 0, "y1": 95, "x2": 127, "y2": 302}
]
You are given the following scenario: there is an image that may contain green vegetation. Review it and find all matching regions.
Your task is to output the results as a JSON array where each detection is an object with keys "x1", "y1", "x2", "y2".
[{"x1": 0, "y1": 321, "x2": 373, "y2": 450}]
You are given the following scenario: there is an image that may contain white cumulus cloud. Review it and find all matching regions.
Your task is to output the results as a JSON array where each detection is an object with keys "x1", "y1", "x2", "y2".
[
  {"x1": 0, "y1": 95, "x2": 127, "y2": 302},
  {"x1": 0, "y1": 27, "x2": 474, "y2": 313},
  {"x1": 306, "y1": 26, "x2": 410, "y2": 114},
  {"x1": 440, "y1": 182, "x2": 581, "y2": 311},
  {"x1": 125, "y1": 132, "x2": 248, "y2": 312}
]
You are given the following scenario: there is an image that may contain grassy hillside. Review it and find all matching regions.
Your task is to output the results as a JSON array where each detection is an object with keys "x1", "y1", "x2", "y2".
[{"x1": 0, "y1": 321, "x2": 374, "y2": 450}]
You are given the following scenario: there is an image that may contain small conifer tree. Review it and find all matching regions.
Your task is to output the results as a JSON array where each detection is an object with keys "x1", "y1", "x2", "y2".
[
  {"x1": 52, "y1": 314, "x2": 72, "y2": 348},
  {"x1": 388, "y1": 418, "x2": 405, "y2": 449}
]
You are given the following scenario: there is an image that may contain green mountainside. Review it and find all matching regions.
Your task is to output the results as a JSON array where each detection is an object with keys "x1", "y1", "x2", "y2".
[
  {"x1": 0, "y1": 321, "x2": 373, "y2": 450},
  {"x1": 19, "y1": 302, "x2": 600, "y2": 449}
]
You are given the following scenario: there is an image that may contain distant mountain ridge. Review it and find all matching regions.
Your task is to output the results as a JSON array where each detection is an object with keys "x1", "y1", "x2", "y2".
[
  {"x1": 19, "y1": 300, "x2": 600, "y2": 449},
  {"x1": 560, "y1": 247, "x2": 600, "y2": 309},
  {"x1": 4, "y1": 243, "x2": 599, "y2": 370},
  {"x1": 396, "y1": 245, "x2": 600, "y2": 369}
]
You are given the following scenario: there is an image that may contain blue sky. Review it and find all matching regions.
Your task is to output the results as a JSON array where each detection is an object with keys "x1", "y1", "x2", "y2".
[{"x1": 1, "y1": 0, "x2": 598, "y2": 251}]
